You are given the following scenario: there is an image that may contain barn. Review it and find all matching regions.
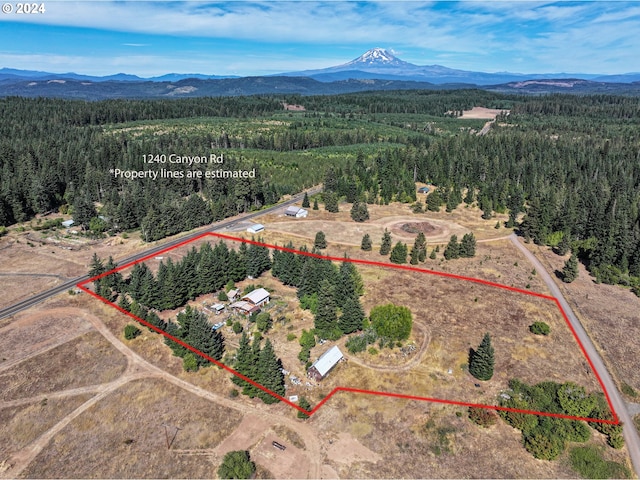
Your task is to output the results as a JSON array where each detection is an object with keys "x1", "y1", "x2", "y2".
[
  {"x1": 307, "y1": 345, "x2": 344, "y2": 381},
  {"x1": 284, "y1": 206, "x2": 308, "y2": 218},
  {"x1": 247, "y1": 223, "x2": 265, "y2": 234}
]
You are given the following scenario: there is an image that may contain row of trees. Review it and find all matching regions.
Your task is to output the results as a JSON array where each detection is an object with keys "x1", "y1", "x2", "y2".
[
  {"x1": 98, "y1": 240, "x2": 271, "y2": 311},
  {"x1": 232, "y1": 333, "x2": 285, "y2": 404},
  {"x1": 271, "y1": 242, "x2": 366, "y2": 341}
]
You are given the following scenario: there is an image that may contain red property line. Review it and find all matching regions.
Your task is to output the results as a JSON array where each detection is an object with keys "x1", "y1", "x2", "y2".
[{"x1": 77, "y1": 231, "x2": 619, "y2": 424}]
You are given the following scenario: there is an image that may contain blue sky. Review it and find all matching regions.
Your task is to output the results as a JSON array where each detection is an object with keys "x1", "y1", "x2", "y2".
[{"x1": 1, "y1": 1, "x2": 639, "y2": 77}]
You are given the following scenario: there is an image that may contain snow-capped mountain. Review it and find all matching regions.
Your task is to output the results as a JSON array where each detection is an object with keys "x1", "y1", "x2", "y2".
[
  {"x1": 341, "y1": 47, "x2": 412, "y2": 68},
  {"x1": 278, "y1": 48, "x2": 600, "y2": 85}
]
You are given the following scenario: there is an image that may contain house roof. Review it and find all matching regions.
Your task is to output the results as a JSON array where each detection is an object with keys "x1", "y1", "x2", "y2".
[
  {"x1": 228, "y1": 288, "x2": 240, "y2": 298},
  {"x1": 230, "y1": 301, "x2": 259, "y2": 313},
  {"x1": 310, "y1": 345, "x2": 344, "y2": 377},
  {"x1": 243, "y1": 287, "x2": 270, "y2": 305},
  {"x1": 285, "y1": 206, "x2": 301, "y2": 215},
  {"x1": 247, "y1": 223, "x2": 265, "y2": 232}
]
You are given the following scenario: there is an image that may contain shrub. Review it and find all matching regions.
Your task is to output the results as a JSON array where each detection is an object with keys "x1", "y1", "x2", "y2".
[
  {"x1": 217, "y1": 450, "x2": 256, "y2": 479},
  {"x1": 123, "y1": 324, "x2": 141, "y2": 340},
  {"x1": 570, "y1": 446, "x2": 630, "y2": 479},
  {"x1": 468, "y1": 407, "x2": 497, "y2": 427},
  {"x1": 370, "y1": 304, "x2": 412, "y2": 342},
  {"x1": 218, "y1": 290, "x2": 228, "y2": 301},
  {"x1": 523, "y1": 429, "x2": 565, "y2": 460},
  {"x1": 529, "y1": 321, "x2": 550, "y2": 335},
  {"x1": 286, "y1": 333, "x2": 297, "y2": 341},
  {"x1": 230, "y1": 389, "x2": 239, "y2": 398},
  {"x1": 183, "y1": 353, "x2": 198, "y2": 372},
  {"x1": 232, "y1": 321, "x2": 243, "y2": 334},
  {"x1": 368, "y1": 347, "x2": 379, "y2": 355}
]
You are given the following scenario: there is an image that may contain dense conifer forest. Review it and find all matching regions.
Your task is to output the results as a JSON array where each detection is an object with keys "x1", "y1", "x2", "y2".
[{"x1": 1, "y1": 91, "x2": 639, "y2": 289}]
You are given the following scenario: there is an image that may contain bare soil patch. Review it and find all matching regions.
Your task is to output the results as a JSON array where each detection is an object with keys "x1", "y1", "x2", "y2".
[
  {"x1": 460, "y1": 107, "x2": 509, "y2": 120},
  {"x1": 523, "y1": 243, "x2": 640, "y2": 394},
  {"x1": 0, "y1": 394, "x2": 93, "y2": 462},
  {"x1": 0, "y1": 330, "x2": 127, "y2": 402},
  {"x1": 19, "y1": 378, "x2": 243, "y2": 479}
]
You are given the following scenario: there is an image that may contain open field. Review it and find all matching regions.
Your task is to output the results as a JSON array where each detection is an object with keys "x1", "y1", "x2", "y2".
[
  {"x1": 19, "y1": 378, "x2": 244, "y2": 479},
  {"x1": 522, "y1": 242, "x2": 640, "y2": 398},
  {"x1": 2, "y1": 203, "x2": 636, "y2": 478}
]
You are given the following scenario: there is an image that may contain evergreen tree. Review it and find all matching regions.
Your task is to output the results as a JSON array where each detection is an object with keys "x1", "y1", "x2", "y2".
[
  {"x1": 380, "y1": 229, "x2": 392, "y2": 255},
  {"x1": 562, "y1": 254, "x2": 579, "y2": 283},
  {"x1": 409, "y1": 245, "x2": 420, "y2": 265},
  {"x1": 429, "y1": 249, "x2": 437, "y2": 260},
  {"x1": 72, "y1": 194, "x2": 97, "y2": 230},
  {"x1": 298, "y1": 396, "x2": 312, "y2": 419},
  {"x1": 338, "y1": 296, "x2": 365, "y2": 334},
  {"x1": 390, "y1": 241, "x2": 408, "y2": 264},
  {"x1": 314, "y1": 231, "x2": 327, "y2": 249},
  {"x1": 233, "y1": 333, "x2": 253, "y2": 389},
  {"x1": 555, "y1": 233, "x2": 571, "y2": 256},
  {"x1": 314, "y1": 279, "x2": 339, "y2": 339},
  {"x1": 469, "y1": 333, "x2": 494, "y2": 381},
  {"x1": 302, "y1": 192, "x2": 310, "y2": 208},
  {"x1": 361, "y1": 233, "x2": 372, "y2": 251},
  {"x1": 415, "y1": 232, "x2": 427, "y2": 262},
  {"x1": 460, "y1": 233, "x2": 477, "y2": 257},
  {"x1": 324, "y1": 192, "x2": 339, "y2": 213},
  {"x1": 256, "y1": 338, "x2": 285, "y2": 404},
  {"x1": 313, "y1": 198, "x2": 319, "y2": 210},
  {"x1": 350, "y1": 201, "x2": 369, "y2": 222},
  {"x1": 185, "y1": 307, "x2": 225, "y2": 367},
  {"x1": 426, "y1": 190, "x2": 442, "y2": 212},
  {"x1": 443, "y1": 235, "x2": 460, "y2": 260}
]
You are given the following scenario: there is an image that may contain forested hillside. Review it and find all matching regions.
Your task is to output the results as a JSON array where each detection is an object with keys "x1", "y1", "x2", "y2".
[{"x1": 1, "y1": 91, "x2": 638, "y2": 289}]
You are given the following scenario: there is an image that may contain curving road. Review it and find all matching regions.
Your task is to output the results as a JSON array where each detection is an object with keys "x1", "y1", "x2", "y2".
[
  {"x1": 510, "y1": 233, "x2": 640, "y2": 476},
  {"x1": 0, "y1": 187, "x2": 320, "y2": 321}
]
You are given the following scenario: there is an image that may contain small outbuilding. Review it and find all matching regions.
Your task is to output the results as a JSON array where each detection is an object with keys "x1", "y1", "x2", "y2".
[
  {"x1": 284, "y1": 206, "x2": 308, "y2": 218},
  {"x1": 230, "y1": 300, "x2": 261, "y2": 315},
  {"x1": 227, "y1": 288, "x2": 240, "y2": 302},
  {"x1": 61, "y1": 219, "x2": 75, "y2": 228},
  {"x1": 417, "y1": 187, "x2": 430, "y2": 194},
  {"x1": 307, "y1": 345, "x2": 344, "y2": 381},
  {"x1": 247, "y1": 223, "x2": 265, "y2": 234}
]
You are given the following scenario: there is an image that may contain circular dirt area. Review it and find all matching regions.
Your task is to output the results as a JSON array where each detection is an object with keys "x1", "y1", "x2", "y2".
[{"x1": 392, "y1": 221, "x2": 444, "y2": 238}]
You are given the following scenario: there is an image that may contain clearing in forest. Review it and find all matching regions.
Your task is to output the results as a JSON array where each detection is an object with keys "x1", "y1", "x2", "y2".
[{"x1": 78, "y1": 232, "x2": 618, "y2": 425}]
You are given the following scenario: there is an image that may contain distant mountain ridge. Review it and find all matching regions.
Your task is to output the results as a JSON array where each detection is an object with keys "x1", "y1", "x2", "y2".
[{"x1": 2, "y1": 48, "x2": 640, "y2": 99}]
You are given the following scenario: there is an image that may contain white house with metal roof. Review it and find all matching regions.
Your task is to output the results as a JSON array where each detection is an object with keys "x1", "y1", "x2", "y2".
[
  {"x1": 242, "y1": 287, "x2": 270, "y2": 307},
  {"x1": 284, "y1": 206, "x2": 308, "y2": 218},
  {"x1": 307, "y1": 345, "x2": 344, "y2": 381}
]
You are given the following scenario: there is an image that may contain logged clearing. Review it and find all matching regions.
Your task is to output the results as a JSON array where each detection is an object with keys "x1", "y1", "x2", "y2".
[{"x1": 460, "y1": 107, "x2": 508, "y2": 119}]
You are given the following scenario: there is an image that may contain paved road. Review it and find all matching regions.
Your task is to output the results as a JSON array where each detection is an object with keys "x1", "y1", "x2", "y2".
[
  {"x1": 510, "y1": 233, "x2": 640, "y2": 476},
  {"x1": 0, "y1": 187, "x2": 319, "y2": 321}
]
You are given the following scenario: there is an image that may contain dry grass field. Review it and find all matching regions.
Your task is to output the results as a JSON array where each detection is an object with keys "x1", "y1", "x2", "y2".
[
  {"x1": 2, "y1": 200, "x2": 637, "y2": 478},
  {"x1": 19, "y1": 378, "x2": 244, "y2": 479},
  {"x1": 522, "y1": 242, "x2": 640, "y2": 397}
]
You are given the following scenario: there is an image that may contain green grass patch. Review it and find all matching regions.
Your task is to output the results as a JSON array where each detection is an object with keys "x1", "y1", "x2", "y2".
[{"x1": 569, "y1": 445, "x2": 630, "y2": 479}]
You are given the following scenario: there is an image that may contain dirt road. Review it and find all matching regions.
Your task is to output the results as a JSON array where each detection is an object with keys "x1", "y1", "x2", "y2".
[
  {"x1": 510, "y1": 233, "x2": 640, "y2": 476},
  {"x1": 2, "y1": 309, "x2": 323, "y2": 479}
]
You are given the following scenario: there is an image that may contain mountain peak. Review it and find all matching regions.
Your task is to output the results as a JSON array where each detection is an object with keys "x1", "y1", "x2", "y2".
[{"x1": 343, "y1": 48, "x2": 412, "y2": 67}]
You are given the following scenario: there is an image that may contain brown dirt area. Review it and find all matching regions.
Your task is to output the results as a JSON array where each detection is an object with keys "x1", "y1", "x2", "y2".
[
  {"x1": 460, "y1": 107, "x2": 509, "y2": 120},
  {"x1": 19, "y1": 378, "x2": 243, "y2": 479},
  {"x1": 522, "y1": 242, "x2": 640, "y2": 397}
]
